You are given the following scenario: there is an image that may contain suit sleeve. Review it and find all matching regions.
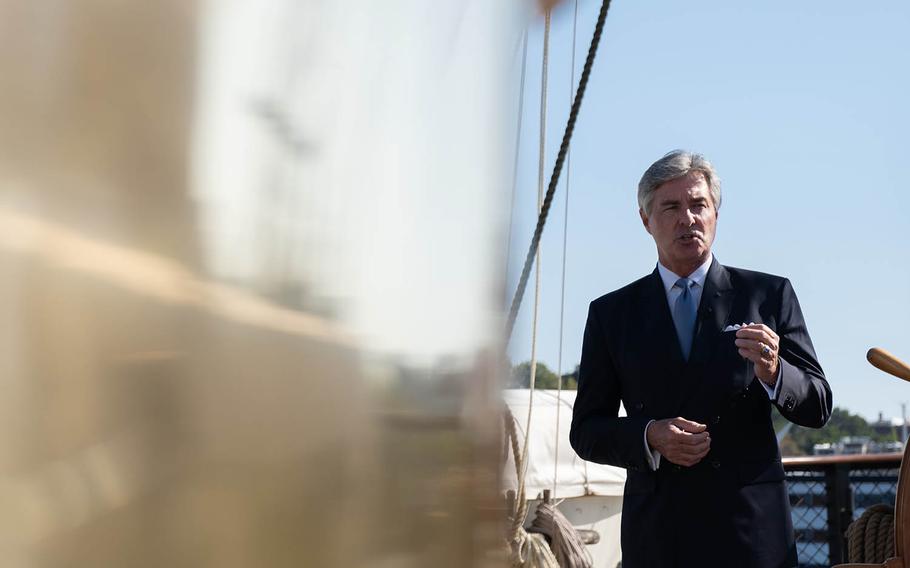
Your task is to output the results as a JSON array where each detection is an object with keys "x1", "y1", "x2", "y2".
[
  {"x1": 570, "y1": 302, "x2": 652, "y2": 471},
  {"x1": 774, "y1": 278, "x2": 832, "y2": 428}
]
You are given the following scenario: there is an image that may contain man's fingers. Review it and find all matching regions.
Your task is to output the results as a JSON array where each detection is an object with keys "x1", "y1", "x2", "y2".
[
  {"x1": 740, "y1": 322, "x2": 773, "y2": 334},
  {"x1": 671, "y1": 418, "x2": 706, "y2": 433},
  {"x1": 736, "y1": 326, "x2": 779, "y2": 347},
  {"x1": 669, "y1": 424, "x2": 708, "y2": 439},
  {"x1": 737, "y1": 344, "x2": 769, "y2": 360},
  {"x1": 667, "y1": 441, "x2": 710, "y2": 465},
  {"x1": 650, "y1": 418, "x2": 713, "y2": 465},
  {"x1": 734, "y1": 338, "x2": 759, "y2": 350},
  {"x1": 668, "y1": 433, "x2": 711, "y2": 456},
  {"x1": 735, "y1": 338, "x2": 776, "y2": 355},
  {"x1": 675, "y1": 444, "x2": 711, "y2": 463},
  {"x1": 675, "y1": 432, "x2": 709, "y2": 446},
  {"x1": 736, "y1": 327, "x2": 777, "y2": 342},
  {"x1": 665, "y1": 424, "x2": 711, "y2": 465},
  {"x1": 735, "y1": 331, "x2": 778, "y2": 349},
  {"x1": 672, "y1": 444, "x2": 708, "y2": 457},
  {"x1": 738, "y1": 348, "x2": 762, "y2": 364},
  {"x1": 734, "y1": 327, "x2": 781, "y2": 382},
  {"x1": 739, "y1": 347, "x2": 775, "y2": 366},
  {"x1": 681, "y1": 436, "x2": 710, "y2": 451}
]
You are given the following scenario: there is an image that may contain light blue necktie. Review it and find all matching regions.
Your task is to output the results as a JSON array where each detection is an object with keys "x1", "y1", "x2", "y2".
[{"x1": 673, "y1": 277, "x2": 697, "y2": 360}]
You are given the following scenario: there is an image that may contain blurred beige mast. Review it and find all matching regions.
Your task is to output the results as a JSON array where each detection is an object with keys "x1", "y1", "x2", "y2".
[{"x1": 0, "y1": 1, "x2": 550, "y2": 566}]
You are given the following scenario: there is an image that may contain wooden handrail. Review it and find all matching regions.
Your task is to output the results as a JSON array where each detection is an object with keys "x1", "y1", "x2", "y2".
[{"x1": 783, "y1": 452, "x2": 903, "y2": 468}]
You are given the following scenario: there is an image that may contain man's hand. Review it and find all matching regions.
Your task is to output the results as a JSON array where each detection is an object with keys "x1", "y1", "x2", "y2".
[
  {"x1": 735, "y1": 323, "x2": 780, "y2": 386},
  {"x1": 645, "y1": 417, "x2": 711, "y2": 467}
]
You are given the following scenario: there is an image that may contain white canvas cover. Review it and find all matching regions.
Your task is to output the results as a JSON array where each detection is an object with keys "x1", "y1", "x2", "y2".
[{"x1": 502, "y1": 389, "x2": 627, "y2": 498}]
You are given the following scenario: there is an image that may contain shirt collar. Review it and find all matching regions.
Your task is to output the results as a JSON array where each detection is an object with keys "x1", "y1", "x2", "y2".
[{"x1": 656, "y1": 254, "x2": 713, "y2": 295}]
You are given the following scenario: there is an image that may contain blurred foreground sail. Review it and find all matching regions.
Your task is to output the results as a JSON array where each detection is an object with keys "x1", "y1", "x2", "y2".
[{"x1": 0, "y1": 1, "x2": 526, "y2": 566}]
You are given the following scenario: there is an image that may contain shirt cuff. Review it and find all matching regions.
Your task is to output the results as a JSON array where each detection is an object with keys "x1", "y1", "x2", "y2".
[
  {"x1": 643, "y1": 419, "x2": 661, "y2": 470},
  {"x1": 759, "y1": 364, "x2": 783, "y2": 400}
]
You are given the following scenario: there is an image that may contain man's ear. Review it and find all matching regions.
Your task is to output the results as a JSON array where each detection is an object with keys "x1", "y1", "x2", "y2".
[{"x1": 639, "y1": 208, "x2": 651, "y2": 235}]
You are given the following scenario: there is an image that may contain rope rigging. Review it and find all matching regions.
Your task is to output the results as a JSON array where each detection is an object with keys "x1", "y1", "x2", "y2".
[
  {"x1": 504, "y1": 0, "x2": 613, "y2": 341},
  {"x1": 505, "y1": 4, "x2": 605, "y2": 567},
  {"x1": 510, "y1": 12, "x2": 551, "y2": 564},
  {"x1": 553, "y1": 0, "x2": 580, "y2": 501},
  {"x1": 521, "y1": 3, "x2": 551, "y2": 508},
  {"x1": 505, "y1": 29, "x2": 530, "y2": 276},
  {"x1": 505, "y1": 409, "x2": 560, "y2": 568}
]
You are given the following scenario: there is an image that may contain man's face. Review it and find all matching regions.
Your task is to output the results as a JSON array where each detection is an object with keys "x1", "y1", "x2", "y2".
[{"x1": 639, "y1": 171, "x2": 717, "y2": 277}]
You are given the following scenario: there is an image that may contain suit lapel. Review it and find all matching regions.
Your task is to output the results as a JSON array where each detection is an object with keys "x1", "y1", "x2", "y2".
[
  {"x1": 674, "y1": 259, "x2": 736, "y2": 406},
  {"x1": 688, "y1": 259, "x2": 734, "y2": 366},
  {"x1": 638, "y1": 268, "x2": 686, "y2": 404},
  {"x1": 642, "y1": 261, "x2": 738, "y2": 412}
]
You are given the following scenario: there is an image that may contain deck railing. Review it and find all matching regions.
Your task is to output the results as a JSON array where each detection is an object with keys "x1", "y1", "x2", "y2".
[{"x1": 784, "y1": 452, "x2": 902, "y2": 567}]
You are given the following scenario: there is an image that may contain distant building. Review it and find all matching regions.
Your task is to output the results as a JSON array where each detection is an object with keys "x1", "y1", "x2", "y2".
[
  {"x1": 812, "y1": 436, "x2": 903, "y2": 456},
  {"x1": 871, "y1": 411, "x2": 902, "y2": 438},
  {"x1": 840, "y1": 436, "x2": 871, "y2": 454}
]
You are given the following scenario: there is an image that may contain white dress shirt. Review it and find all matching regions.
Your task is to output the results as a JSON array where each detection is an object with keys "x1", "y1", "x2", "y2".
[{"x1": 643, "y1": 255, "x2": 781, "y2": 470}]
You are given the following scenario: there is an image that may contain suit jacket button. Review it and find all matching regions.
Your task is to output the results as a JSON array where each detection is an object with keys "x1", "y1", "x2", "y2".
[
  {"x1": 673, "y1": 464, "x2": 681, "y2": 471},
  {"x1": 712, "y1": 416, "x2": 720, "y2": 425},
  {"x1": 634, "y1": 402, "x2": 643, "y2": 411},
  {"x1": 711, "y1": 460, "x2": 721, "y2": 469}
]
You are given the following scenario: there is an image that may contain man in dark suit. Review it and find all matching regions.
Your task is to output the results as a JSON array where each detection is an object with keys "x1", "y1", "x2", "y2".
[{"x1": 569, "y1": 150, "x2": 832, "y2": 568}]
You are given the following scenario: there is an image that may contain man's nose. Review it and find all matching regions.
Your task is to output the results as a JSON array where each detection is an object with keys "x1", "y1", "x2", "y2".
[{"x1": 678, "y1": 208, "x2": 697, "y2": 225}]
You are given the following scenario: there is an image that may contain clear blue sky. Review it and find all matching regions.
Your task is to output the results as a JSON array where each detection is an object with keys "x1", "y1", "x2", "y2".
[{"x1": 505, "y1": 0, "x2": 910, "y2": 422}]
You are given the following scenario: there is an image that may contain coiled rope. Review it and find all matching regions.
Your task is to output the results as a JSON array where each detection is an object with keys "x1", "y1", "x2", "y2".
[
  {"x1": 846, "y1": 503, "x2": 894, "y2": 563},
  {"x1": 530, "y1": 501, "x2": 594, "y2": 568},
  {"x1": 505, "y1": 409, "x2": 559, "y2": 568},
  {"x1": 504, "y1": 408, "x2": 594, "y2": 568}
]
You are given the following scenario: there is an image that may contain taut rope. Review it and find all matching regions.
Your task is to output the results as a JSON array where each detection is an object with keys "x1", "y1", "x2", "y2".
[
  {"x1": 552, "y1": 0, "x2": 579, "y2": 501},
  {"x1": 504, "y1": 0, "x2": 613, "y2": 341},
  {"x1": 505, "y1": 28, "x2": 530, "y2": 277}
]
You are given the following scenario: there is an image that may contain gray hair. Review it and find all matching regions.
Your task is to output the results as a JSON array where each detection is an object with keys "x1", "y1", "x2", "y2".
[{"x1": 637, "y1": 150, "x2": 721, "y2": 216}]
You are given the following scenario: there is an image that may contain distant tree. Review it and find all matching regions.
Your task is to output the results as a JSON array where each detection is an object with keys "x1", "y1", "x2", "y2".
[
  {"x1": 509, "y1": 361, "x2": 577, "y2": 390},
  {"x1": 561, "y1": 365, "x2": 579, "y2": 390},
  {"x1": 778, "y1": 435, "x2": 802, "y2": 457},
  {"x1": 776, "y1": 406, "x2": 898, "y2": 456}
]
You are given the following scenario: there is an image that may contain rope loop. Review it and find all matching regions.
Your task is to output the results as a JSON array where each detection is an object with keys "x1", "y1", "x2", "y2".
[{"x1": 847, "y1": 503, "x2": 895, "y2": 563}]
